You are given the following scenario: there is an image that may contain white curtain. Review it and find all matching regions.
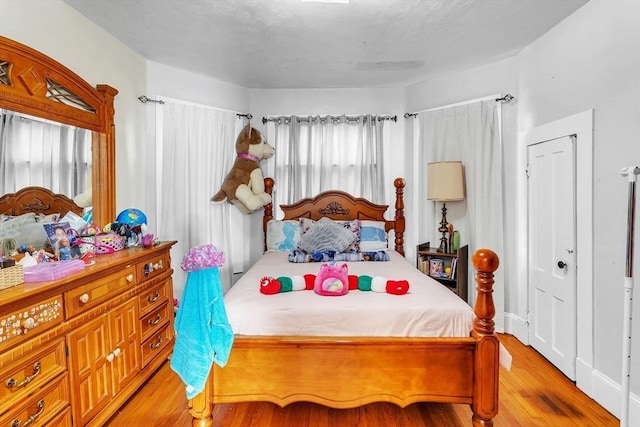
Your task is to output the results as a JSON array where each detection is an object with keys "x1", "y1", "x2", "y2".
[
  {"x1": 269, "y1": 114, "x2": 385, "y2": 218},
  {"x1": 417, "y1": 99, "x2": 505, "y2": 331},
  {"x1": 156, "y1": 100, "x2": 244, "y2": 299},
  {"x1": 0, "y1": 109, "x2": 91, "y2": 198}
]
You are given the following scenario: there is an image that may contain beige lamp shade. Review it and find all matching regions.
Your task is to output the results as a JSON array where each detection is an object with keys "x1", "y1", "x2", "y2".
[{"x1": 427, "y1": 161, "x2": 465, "y2": 201}]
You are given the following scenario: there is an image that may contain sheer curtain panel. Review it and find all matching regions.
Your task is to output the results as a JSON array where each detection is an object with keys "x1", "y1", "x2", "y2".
[
  {"x1": 156, "y1": 100, "x2": 243, "y2": 299},
  {"x1": 269, "y1": 114, "x2": 385, "y2": 219},
  {"x1": 0, "y1": 109, "x2": 91, "y2": 198}
]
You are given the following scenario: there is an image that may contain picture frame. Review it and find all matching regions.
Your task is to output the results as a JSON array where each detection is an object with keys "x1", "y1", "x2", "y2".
[
  {"x1": 42, "y1": 222, "x2": 81, "y2": 260},
  {"x1": 429, "y1": 258, "x2": 444, "y2": 277}
]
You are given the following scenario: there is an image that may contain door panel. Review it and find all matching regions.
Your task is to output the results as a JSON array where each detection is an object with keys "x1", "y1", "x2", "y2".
[{"x1": 527, "y1": 135, "x2": 576, "y2": 380}]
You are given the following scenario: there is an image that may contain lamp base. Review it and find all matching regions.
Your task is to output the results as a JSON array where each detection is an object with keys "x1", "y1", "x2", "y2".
[{"x1": 436, "y1": 202, "x2": 449, "y2": 253}]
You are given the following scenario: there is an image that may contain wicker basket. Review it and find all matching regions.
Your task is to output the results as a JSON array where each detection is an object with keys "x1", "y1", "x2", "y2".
[
  {"x1": 81, "y1": 233, "x2": 126, "y2": 255},
  {"x1": 0, "y1": 264, "x2": 24, "y2": 290}
]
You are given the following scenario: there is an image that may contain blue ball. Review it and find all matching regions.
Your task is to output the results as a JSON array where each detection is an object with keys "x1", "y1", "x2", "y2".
[{"x1": 116, "y1": 208, "x2": 148, "y2": 227}]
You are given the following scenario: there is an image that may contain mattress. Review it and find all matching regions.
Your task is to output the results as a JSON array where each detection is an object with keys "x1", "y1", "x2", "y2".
[{"x1": 224, "y1": 251, "x2": 474, "y2": 337}]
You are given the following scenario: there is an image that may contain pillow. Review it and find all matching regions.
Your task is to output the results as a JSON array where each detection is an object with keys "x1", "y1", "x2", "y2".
[
  {"x1": 335, "y1": 219, "x2": 361, "y2": 252},
  {"x1": 266, "y1": 220, "x2": 301, "y2": 252},
  {"x1": 15, "y1": 222, "x2": 51, "y2": 250},
  {"x1": 299, "y1": 218, "x2": 316, "y2": 235},
  {"x1": 35, "y1": 213, "x2": 61, "y2": 223},
  {"x1": 0, "y1": 212, "x2": 37, "y2": 239},
  {"x1": 359, "y1": 220, "x2": 388, "y2": 252},
  {"x1": 300, "y1": 218, "x2": 361, "y2": 253},
  {"x1": 297, "y1": 217, "x2": 355, "y2": 253}
]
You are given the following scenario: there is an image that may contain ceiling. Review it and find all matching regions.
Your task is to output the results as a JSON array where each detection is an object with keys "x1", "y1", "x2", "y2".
[{"x1": 63, "y1": 0, "x2": 588, "y2": 89}]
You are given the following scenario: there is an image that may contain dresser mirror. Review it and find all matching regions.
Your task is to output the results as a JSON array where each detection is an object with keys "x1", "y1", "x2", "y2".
[{"x1": 0, "y1": 35, "x2": 118, "y2": 227}]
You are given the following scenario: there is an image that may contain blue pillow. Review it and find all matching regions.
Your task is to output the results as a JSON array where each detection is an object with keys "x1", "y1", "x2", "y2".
[
  {"x1": 359, "y1": 220, "x2": 387, "y2": 252},
  {"x1": 266, "y1": 220, "x2": 301, "y2": 252}
]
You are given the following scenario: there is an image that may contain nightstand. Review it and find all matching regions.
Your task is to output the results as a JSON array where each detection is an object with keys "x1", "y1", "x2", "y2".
[{"x1": 416, "y1": 241, "x2": 468, "y2": 302}]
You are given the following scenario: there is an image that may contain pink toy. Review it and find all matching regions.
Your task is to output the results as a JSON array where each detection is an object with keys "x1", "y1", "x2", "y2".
[{"x1": 314, "y1": 263, "x2": 349, "y2": 296}]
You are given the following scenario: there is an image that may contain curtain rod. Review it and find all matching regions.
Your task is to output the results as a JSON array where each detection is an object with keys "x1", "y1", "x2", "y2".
[
  {"x1": 138, "y1": 95, "x2": 164, "y2": 105},
  {"x1": 404, "y1": 93, "x2": 515, "y2": 118},
  {"x1": 262, "y1": 114, "x2": 397, "y2": 125},
  {"x1": 237, "y1": 113, "x2": 253, "y2": 120}
]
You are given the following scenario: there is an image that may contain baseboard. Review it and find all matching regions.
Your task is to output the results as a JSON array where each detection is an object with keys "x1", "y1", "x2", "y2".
[
  {"x1": 503, "y1": 312, "x2": 529, "y2": 345},
  {"x1": 591, "y1": 368, "x2": 639, "y2": 425}
]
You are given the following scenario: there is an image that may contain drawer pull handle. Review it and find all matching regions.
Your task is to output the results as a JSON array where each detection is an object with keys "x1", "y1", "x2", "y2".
[
  {"x1": 113, "y1": 347, "x2": 122, "y2": 357},
  {"x1": 149, "y1": 336, "x2": 163, "y2": 349},
  {"x1": 147, "y1": 291, "x2": 160, "y2": 303},
  {"x1": 106, "y1": 352, "x2": 114, "y2": 363},
  {"x1": 79, "y1": 293, "x2": 90, "y2": 304},
  {"x1": 127, "y1": 274, "x2": 134, "y2": 282},
  {"x1": 148, "y1": 313, "x2": 162, "y2": 326},
  {"x1": 11, "y1": 398, "x2": 45, "y2": 427},
  {"x1": 6, "y1": 362, "x2": 41, "y2": 389}
]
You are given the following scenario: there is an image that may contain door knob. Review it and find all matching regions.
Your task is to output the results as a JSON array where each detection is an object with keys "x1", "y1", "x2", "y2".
[{"x1": 557, "y1": 261, "x2": 567, "y2": 269}]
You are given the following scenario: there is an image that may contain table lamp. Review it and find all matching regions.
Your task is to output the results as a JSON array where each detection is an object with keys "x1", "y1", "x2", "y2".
[{"x1": 427, "y1": 161, "x2": 465, "y2": 253}]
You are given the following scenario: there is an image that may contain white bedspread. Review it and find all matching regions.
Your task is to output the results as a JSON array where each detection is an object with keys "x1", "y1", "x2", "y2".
[{"x1": 224, "y1": 251, "x2": 474, "y2": 337}]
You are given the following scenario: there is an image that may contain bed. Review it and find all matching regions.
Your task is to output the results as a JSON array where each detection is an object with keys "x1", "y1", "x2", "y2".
[
  {"x1": 0, "y1": 186, "x2": 85, "y2": 254},
  {"x1": 188, "y1": 177, "x2": 500, "y2": 427}
]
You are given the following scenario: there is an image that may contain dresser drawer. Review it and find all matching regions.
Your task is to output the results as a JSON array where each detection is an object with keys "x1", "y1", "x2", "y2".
[
  {"x1": 0, "y1": 339, "x2": 67, "y2": 412},
  {"x1": 45, "y1": 406, "x2": 72, "y2": 426},
  {"x1": 136, "y1": 252, "x2": 171, "y2": 285},
  {"x1": 0, "y1": 295, "x2": 63, "y2": 353},
  {"x1": 64, "y1": 266, "x2": 136, "y2": 318},
  {"x1": 138, "y1": 280, "x2": 171, "y2": 316},
  {"x1": 141, "y1": 323, "x2": 172, "y2": 368},
  {"x1": 140, "y1": 300, "x2": 171, "y2": 343},
  {"x1": 0, "y1": 372, "x2": 70, "y2": 427}
]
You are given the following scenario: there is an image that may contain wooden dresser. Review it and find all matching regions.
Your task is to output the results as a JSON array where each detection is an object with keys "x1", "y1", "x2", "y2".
[{"x1": 0, "y1": 242, "x2": 176, "y2": 426}]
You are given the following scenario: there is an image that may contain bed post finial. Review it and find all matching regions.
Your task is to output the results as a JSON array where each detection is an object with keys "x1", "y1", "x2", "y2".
[{"x1": 393, "y1": 178, "x2": 405, "y2": 255}]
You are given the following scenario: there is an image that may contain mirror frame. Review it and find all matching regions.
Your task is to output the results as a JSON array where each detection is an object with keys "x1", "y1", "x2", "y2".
[{"x1": 0, "y1": 35, "x2": 117, "y2": 227}]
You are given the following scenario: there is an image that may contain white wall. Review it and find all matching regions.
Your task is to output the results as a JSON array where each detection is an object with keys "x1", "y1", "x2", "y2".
[
  {"x1": 0, "y1": 0, "x2": 148, "y2": 215},
  {"x1": 515, "y1": 0, "x2": 640, "y2": 418}
]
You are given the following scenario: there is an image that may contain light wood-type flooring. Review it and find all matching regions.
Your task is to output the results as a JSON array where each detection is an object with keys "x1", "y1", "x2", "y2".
[{"x1": 106, "y1": 334, "x2": 618, "y2": 426}]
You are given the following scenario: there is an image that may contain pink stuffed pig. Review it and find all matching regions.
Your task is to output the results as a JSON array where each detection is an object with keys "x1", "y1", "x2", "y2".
[{"x1": 314, "y1": 263, "x2": 349, "y2": 296}]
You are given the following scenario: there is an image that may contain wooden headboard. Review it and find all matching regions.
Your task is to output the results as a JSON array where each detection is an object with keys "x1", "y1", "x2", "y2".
[
  {"x1": 263, "y1": 177, "x2": 406, "y2": 255},
  {"x1": 0, "y1": 186, "x2": 83, "y2": 217}
]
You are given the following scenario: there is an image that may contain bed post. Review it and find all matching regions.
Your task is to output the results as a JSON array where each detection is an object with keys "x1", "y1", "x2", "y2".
[
  {"x1": 263, "y1": 177, "x2": 274, "y2": 252},
  {"x1": 470, "y1": 249, "x2": 500, "y2": 426},
  {"x1": 393, "y1": 178, "x2": 406, "y2": 255},
  {"x1": 188, "y1": 379, "x2": 213, "y2": 427}
]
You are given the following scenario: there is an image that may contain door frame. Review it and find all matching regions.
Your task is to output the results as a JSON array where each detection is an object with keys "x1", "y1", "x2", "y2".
[{"x1": 518, "y1": 109, "x2": 594, "y2": 394}]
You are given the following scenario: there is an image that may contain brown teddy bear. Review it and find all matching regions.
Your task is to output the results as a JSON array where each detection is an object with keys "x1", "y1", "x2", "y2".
[{"x1": 211, "y1": 125, "x2": 274, "y2": 214}]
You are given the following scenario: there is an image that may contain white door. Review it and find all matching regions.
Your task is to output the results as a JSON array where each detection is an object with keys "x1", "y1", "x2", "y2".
[{"x1": 527, "y1": 135, "x2": 577, "y2": 380}]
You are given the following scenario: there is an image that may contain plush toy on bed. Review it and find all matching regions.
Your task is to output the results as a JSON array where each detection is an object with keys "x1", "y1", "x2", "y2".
[
  {"x1": 260, "y1": 263, "x2": 409, "y2": 296},
  {"x1": 211, "y1": 125, "x2": 275, "y2": 214},
  {"x1": 314, "y1": 262, "x2": 349, "y2": 296}
]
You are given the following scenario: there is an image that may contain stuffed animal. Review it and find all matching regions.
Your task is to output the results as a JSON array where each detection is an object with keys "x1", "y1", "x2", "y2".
[
  {"x1": 314, "y1": 263, "x2": 349, "y2": 296},
  {"x1": 211, "y1": 125, "x2": 275, "y2": 214},
  {"x1": 73, "y1": 173, "x2": 92, "y2": 208}
]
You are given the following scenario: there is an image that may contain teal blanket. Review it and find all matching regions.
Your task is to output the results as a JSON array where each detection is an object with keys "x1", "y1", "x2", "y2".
[{"x1": 170, "y1": 267, "x2": 234, "y2": 399}]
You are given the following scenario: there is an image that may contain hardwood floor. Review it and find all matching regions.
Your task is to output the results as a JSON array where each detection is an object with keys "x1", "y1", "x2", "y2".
[{"x1": 106, "y1": 334, "x2": 618, "y2": 426}]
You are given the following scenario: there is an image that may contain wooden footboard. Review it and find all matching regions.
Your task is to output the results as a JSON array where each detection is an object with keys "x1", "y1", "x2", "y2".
[{"x1": 188, "y1": 249, "x2": 500, "y2": 427}]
